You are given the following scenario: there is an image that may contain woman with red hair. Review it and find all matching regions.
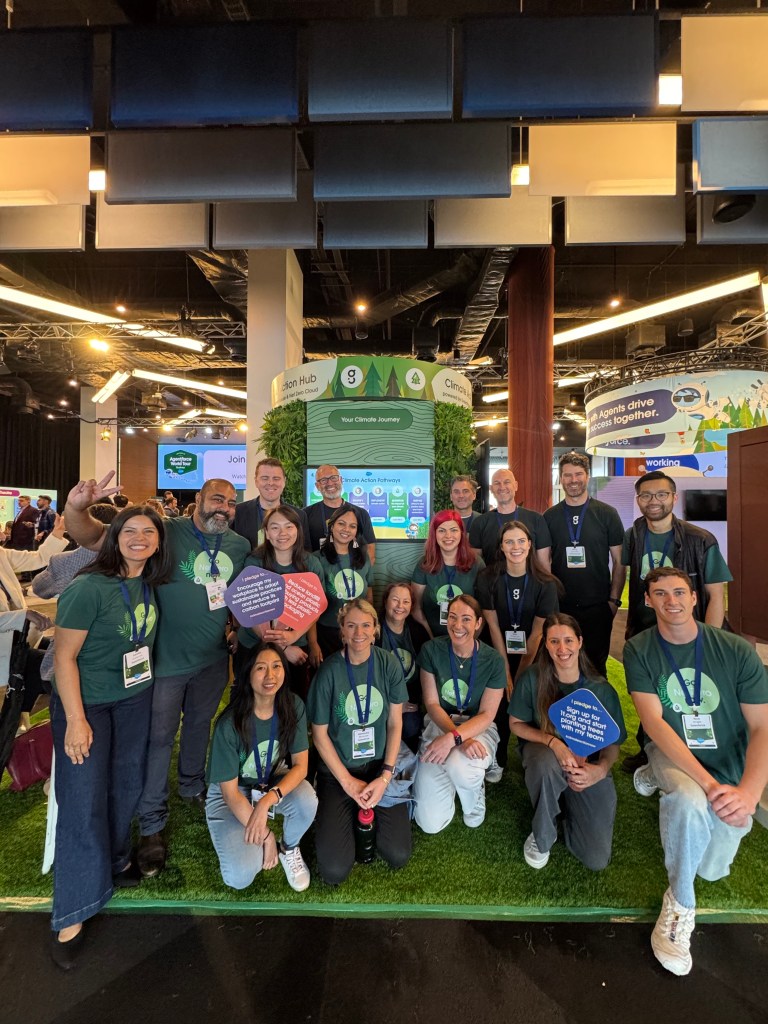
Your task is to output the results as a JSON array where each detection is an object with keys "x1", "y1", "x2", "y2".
[{"x1": 412, "y1": 511, "x2": 484, "y2": 639}]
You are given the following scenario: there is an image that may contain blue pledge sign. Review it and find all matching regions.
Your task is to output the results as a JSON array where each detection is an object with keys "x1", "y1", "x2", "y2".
[
  {"x1": 547, "y1": 689, "x2": 620, "y2": 759},
  {"x1": 224, "y1": 567, "x2": 285, "y2": 627}
]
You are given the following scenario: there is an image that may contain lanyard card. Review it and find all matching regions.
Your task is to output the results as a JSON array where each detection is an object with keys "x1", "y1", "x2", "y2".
[
  {"x1": 505, "y1": 630, "x2": 527, "y2": 654},
  {"x1": 205, "y1": 579, "x2": 227, "y2": 611},
  {"x1": 565, "y1": 545, "x2": 587, "y2": 569},
  {"x1": 682, "y1": 713, "x2": 717, "y2": 749},
  {"x1": 123, "y1": 646, "x2": 152, "y2": 687},
  {"x1": 352, "y1": 726, "x2": 375, "y2": 760},
  {"x1": 439, "y1": 601, "x2": 449, "y2": 625}
]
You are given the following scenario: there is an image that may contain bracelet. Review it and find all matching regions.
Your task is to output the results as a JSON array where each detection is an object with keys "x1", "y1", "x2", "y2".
[
  {"x1": 379, "y1": 773, "x2": 392, "y2": 786},
  {"x1": 547, "y1": 735, "x2": 556, "y2": 748}
]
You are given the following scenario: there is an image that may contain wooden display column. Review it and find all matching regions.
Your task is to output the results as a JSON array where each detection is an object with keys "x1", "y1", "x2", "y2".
[{"x1": 506, "y1": 247, "x2": 554, "y2": 512}]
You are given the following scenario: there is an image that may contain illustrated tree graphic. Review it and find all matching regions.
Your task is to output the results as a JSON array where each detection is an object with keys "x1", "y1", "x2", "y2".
[
  {"x1": 364, "y1": 362, "x2": 383, "y2": 397},
  {"x1": 386, "y1": 366, "x2": 400, "y2": 397},
  {"x1": 332, "y1": 374, "x2": 346, "y2": 399}
]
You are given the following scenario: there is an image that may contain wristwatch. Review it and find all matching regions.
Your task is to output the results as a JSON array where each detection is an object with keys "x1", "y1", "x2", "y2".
[
  {"x1": 451, "y1": 729, "x2": 463, "y2": 746},
  {"x1": 608, "y1": 598, "x2": 622, "y2": 607}
]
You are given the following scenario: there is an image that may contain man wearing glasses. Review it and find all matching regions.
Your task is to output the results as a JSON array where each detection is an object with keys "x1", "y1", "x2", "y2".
[{"x1": 303, "y1": 465, "x2": 377, "y2": 561}]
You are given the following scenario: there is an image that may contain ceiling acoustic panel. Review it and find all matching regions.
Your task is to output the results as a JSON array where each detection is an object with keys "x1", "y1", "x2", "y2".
[
  {"x1": 95, "y1": 194, "x2": 208, "y2": 250},
  {"x1": 106, "y1": 129, "x2": 296, "y2": 203},
  {"x1": 434, "y1": 190, "x2": 551, "y2": 247},
  {"x1": 0, "y1": 136, "x2": 90, "y2": 206},
  {"x1": 323, "y1": 201, "x2": 428, "y2": 248},
  {"x1": 565, "y1": 167, "x2": 685, "y2": 244},
  {"x1": 308, "y1": 19, "x2": 452, "y2": 121},
  {"x1": 697, "y1": 193, "x2": 768, "y2": 244},
  {"x1": 0, "y1": 204, "x2": 85, "y2": 251},
  {"x1": 692, "y1": 119, "x2": 768, "y2": 192},
  {"x1": 0, "y1": 30, "x2": 92, "y2": 130},
  {"x1": 529, "y1": 123, "x2": 677, "y2": 197},
  {"x1": 463, "y1": 15, "x2": 657, "y2": 117},
  {"x1": 214, "y1": 171, "x2": 317, "y2": 249},
  {"x1": 111, "y1": 23, "x2": 298, "y2": 126},
  {"x1": 682, "y1": 16, "x2": 768, "y2": 112},
  {"x1": 314, "y1": 124, "x2": 510, "y2": 200}
]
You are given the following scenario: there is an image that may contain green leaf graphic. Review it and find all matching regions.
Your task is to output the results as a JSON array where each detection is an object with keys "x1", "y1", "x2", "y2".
[{"x1": 180, "y1": 551, "x2": 197, "y2": 580}]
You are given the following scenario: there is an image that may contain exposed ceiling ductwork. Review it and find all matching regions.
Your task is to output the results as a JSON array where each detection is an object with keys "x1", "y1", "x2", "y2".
[{"x1": 452, "y1": 247, "x2": 517, "y2": 363}]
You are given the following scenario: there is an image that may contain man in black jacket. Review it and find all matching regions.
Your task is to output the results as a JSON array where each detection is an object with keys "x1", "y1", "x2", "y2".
[{"x1": 233, "y1": 457, "x2": 309, "y2": 551}]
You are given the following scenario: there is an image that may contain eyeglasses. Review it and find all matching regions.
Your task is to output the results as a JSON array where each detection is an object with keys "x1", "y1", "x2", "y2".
[
  {"x1": 637, "y1": 490, "x2": 673, "y2": 502},
  {"x1": 317, "y1": 474, "x2": 340, "y2": 485}
]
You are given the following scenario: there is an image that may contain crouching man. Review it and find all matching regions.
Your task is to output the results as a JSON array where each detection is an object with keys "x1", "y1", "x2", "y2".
[{"x1": 623, "y1": 567, "x2": 768, "y2": 976}]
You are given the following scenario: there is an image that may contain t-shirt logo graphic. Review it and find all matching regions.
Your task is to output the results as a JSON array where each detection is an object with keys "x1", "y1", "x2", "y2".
[
  {"x1": 117, "y1": 602, "x2": 157, "y2": 640},
  {"x1": 179, "y1": 549, "x2": 235, "y2": 585},
  {"x1": 441, "y1": 677, "x2": 468, "y2": 708},
  {"x1": 658, "y1": 669, "x2": 720, "y2": 715},
  {"x1": 343, "y1": 685, "x2": 384, "y2": 726},
  {"x1": 241, "y1": 739, "x2": 278, "y2": 779}
]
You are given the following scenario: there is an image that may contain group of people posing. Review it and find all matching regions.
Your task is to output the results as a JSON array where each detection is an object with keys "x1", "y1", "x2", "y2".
[{"x1": 35, "y1": 453, "x2": 767, "y2": 980}]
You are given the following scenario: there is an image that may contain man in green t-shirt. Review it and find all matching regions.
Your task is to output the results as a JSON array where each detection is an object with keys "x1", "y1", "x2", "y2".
[{"x1": 623, "y1": 567, "x2": 768, "y2": 978}]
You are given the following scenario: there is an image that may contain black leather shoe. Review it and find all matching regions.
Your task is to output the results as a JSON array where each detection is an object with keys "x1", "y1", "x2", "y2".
[
  {"x1": 181, "y1": 789, "x2": 207, "y2": 809},
  {"x1": 621, "y1": 748, "x2": 649, "y2": 774},
  {"x1": 137, "y1": 831, "x2": 167, "y2": 878},
  {"x1": 112, "y1": 858, "x2": 143, "y2": 889},
  {"x1": 50, "y1": 926, "x2": 85, "y2": 970}
]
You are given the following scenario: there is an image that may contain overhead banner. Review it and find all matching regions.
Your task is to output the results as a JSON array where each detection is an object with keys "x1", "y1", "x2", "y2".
[
  {"x1": 271, "y1": 356, "x2": 472, "y2": 409},
  {"x1": 586, "y1": 369, "x2": 768, "y2": 456}
]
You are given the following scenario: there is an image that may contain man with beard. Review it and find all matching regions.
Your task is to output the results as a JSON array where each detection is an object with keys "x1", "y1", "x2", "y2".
[
  {"x1": 543, "y1": 452, "x2": 625, "y2": 677},
  {"x1": 449, "y1": 475, "x2": 480, "y2": 532},
  {"x1": 64, "y1": 474, "x2": 249, "y2": 877},
  {"x1": 303, "y1": 464, "x2": 377, "y2": 561}
]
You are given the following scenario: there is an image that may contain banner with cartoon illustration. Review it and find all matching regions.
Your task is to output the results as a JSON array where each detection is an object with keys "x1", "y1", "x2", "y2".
[{"x1": 586, "y1": 369, "x2": 768, "y2": 456}]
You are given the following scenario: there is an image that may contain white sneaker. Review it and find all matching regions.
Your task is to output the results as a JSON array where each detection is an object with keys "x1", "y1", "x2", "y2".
[
  {"x1": 523, "y1": 832, "x2": 551, "y2": 869},
  {"x1": 651, "y1": 888, "x2": 695, "y2": 976},
  {"x1": 278, "y1": 844, "x2": 310, "y2": 892},
  {"x1": 634, "y1": 763, "x2": 659, "y2": 798},
  {"x1": 485, "y1": 758, "x2": 503, "y2": 784},
  {"x1": 463, "y1": 786, "x2": 486, "y2": 828}
]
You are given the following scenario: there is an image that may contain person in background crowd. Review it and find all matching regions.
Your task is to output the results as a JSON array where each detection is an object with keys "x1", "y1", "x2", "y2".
[
  {"x1": 8, "y1": 495, "x2": 38, "y2": 551},
  {"x1": 113, "y1": 494, "x2": 131, "y2": 510},
  {"x1": 469, "y1": 469, "x2": 552, "y2": 570},
  {"x1": 144, "y1": 498, "x2": 165, "y2": 517},
  {"x1": 303, "y1": 465, "x2": 377, "y2": 563},
  {"x1": 49, "y1": 503, "x2": 172, "y2": 969},
  {"x1": 205, "y1": 643, "x2": 317, "y2": 893},
  {"x1": 543, "y1": 451, "x2": 625, "y2": 678},
  {"x1": 35, "y1": 495, "x2": 56, "y2": 545},
  {"x1": 162, "y1": 492, "x2": 180, "y2": 518},
  {"x1": 412, "y1": 510, "x2": 484, "y2": 640},
  {"x1": 509, "y1": 613, "x2": 626, "y2": 872},
  {"x1": 315, "y1": 505, "x2": 374, "y2": 657},
  {"x1": 233, "y1": 457, "x2": 309, "y2": 551},
  {"x1": 450, "y1": 475, "x2": 480, "y2": 532},
  {"x1": 376, "y1": 582, "x2": 430, "y2": 753},
  {"x1": 182, "y1": 502, "x2": 196, "y2": 517}
]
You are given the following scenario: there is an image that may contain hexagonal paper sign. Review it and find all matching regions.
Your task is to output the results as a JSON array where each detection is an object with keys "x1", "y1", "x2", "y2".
[
  {"x1": 547, "y1": 688, "x2": 620, "y2": 760},
  {"x1": 279, "y1": 572, "x2": 328, "y2": 634},
  {"x1": 224, "y1": 566, "x2": 285, "y2": 628}
]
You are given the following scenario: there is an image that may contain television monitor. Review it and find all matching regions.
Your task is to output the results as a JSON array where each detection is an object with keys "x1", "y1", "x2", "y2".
[
  {"x1": 304, "y1": 466, "x2": 433, "y2": 541},
  {"x1": 683, "y1": 489, "x2": 727, "y2": 522},
  {"x1": 157, "y1": 444, "x2": 247, "y2": 491}
]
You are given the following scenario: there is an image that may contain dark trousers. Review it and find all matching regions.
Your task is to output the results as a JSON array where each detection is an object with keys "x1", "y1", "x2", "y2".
[
  {"x1": 316, "y1": 623, "x2": 343, "y2": 659},
  {"x1": 562, "y1": 601, "x2": 614, "y2": 678},
  {"x1": 314, "y1": 760, "x2": 412, "y2": 885}
]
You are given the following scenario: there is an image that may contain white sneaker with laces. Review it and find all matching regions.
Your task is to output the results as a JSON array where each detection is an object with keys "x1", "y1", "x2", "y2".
[
  {"x1": 523, "y1": 832, "x2": 551, "y2": 869},
  {"x1": 485, "y1": 758, "x2": 503, "y2": 784},
  {"x1": 279, "y1": 844, "x2": 310, "y2": 892},
  {"x1": 651, "y1": 888, "x2": 695, "y2": 976},
  {"x1": 634, "y1": 763, "x2": 659, "y2": 798}
]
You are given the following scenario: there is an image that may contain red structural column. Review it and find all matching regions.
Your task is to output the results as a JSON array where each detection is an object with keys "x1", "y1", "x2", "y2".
[{"x1": 506, "y1": 247, "x2": 554, "y2": 512}]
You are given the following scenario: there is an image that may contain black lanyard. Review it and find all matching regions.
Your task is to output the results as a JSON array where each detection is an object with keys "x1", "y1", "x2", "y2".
[
  {"x1": 505, "y1": 573, "x2": 528, "y2": 630},
  {"x1": 118, "y1": 580, "x2": 151, "y2": 649},
  {"x1": 382, "y1": 622, "x2": 411, "y2": 681},
  {"x1": 643, "y1": 530, "x2": 674, "y2": 578},
  {"x1": 250, "y1": 712, "x2": 278, "y2": 790},
  {"x1": 448, "y1": 642, "x2": 478, "y2": 712},
  {"x1": 191, "y1": 523, "x2": 223, "y2": 578},
  {"x1": 344, "y1": 648, "x2": 375, "y2": 724},
  {"x1": 563, "y1": 499, "x2": 590, "y2": 546},
  {"x1": 656, "y1": 626, "x2": 704, "y2": 712}
]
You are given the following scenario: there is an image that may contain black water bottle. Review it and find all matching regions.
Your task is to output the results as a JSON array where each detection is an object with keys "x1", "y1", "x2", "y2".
[{"x1": 354, "y1": 807, "x2": 376, "y2": 863}]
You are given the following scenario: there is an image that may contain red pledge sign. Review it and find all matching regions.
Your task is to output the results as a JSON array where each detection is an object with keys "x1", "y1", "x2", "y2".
[{"x1": 280, "y1": 572, "x2": 328, "y2": 634}]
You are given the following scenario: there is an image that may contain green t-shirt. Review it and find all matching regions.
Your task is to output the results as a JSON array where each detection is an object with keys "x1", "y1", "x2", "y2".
[
  {"x1": 307, "y1": 646, "x2": 407, "y2": 769},
  {"x1": 316, "y1": 549, "x2": 373, "y2": 628},
  {"x1": 621, "y1": 529, "x2": 732, "y2": 632},
  {"x1": 153, "y1": 516, "x2": 249, "y2": 676},
  {"x1": 412, "y1": 557, "x2": 484, "y2": 636},
  {"x1": 623, "y1": 624, "x2": 768, "y2": 786},
  {"x1": 543, "y1": 498, "x2": 624, "y2": 609},
  {"x1": 508, "y1": 667, "x2": 628, "y2": 751},
  {"x1": 206, "y1": 693, "x2": 309, "y2": 787},
  {"x1": 469, "y1": 508, "x2": 552, "y2": 565},
  {"x1": 54, "y1": 573, "x2": 159, "y2": 705},
  {"x1": 418, "y1": 636, "x2": 506, "y2": 716},
  {"x1": 237, "y1": 552, "x2": 324, "y2": 651},
  {"x1": 476, "y1": 569, "x2": 559, "y2": 635}
]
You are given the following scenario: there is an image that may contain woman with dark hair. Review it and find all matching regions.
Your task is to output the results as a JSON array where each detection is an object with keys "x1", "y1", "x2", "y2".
[
  {"x1": 205, "y1": 643, "x2": 317, "y2": 892},
  {"x1": 315, "y1": 505, "x2": 373, "y2": 657},
  {"x1": 477, "y1": 520, "x2": 562, "y2": 781},
  {"x1": 233, "y1": 505, "x2": 324, "y2": 692},
  {"x1": 509, "y1": 613, "x2": 626, "y2": 872},
  {"x1": 375, "y1": 582, "x2": 429, "y2": 753},
  {"x1": 412, "y1": 510, "x2": 483, "y2": 639},
  {"x1": 49, "y1": 504, "x2": 172, "y2": 969},
  {"x1": 413, "y1": 595, "x2": 506, "y2": 834}
]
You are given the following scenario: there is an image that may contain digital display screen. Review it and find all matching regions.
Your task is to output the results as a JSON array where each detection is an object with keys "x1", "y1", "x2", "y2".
[
  {"x1": 157, "y1": 444, "x2": 247, "y2": 491},
  {"x1": 304, "y1": 466, "x2": 432, "y2": 541},
  {"x1": 683, "y1": 489, "x2": 727, "y2": 522}
]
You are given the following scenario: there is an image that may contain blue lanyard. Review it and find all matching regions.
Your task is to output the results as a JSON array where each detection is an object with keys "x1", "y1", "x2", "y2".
[
  {"x1": 563, "y1": 499, "x2": 590, "y2": 546},
  {"x1": 505, "y1": 573, "x2": 528, "y2": 630},
  {"x1": 191, "y1": 523, "x2": 223, "y2": 577},
  {"x1": 656, "y1": 626, "x2": 704, "y2": 711},
  {"x1": 338, "y1": 553, "x2": 355, "y2": 598},
  {"x1": 118, "y1": 580, "x2": 151, "y2": 649},
  {"x1": 448, "y1": 642, "x2": 478, "y2": 712},
  {"x1": 443, "y1": 565, "x2": 457, "y2": 600},
  {"x1": 643, "y1": 530, "x2": 674, "y2": 578},
  {"x1": 250, "y1": 712, "x2": 278, "y2": 790},
  {"x1": 382, "y1": 623, "x2": 411, "y2": 681},
  {"x1": 344, "y1": 648, "x2": 375, "y2": 724}
]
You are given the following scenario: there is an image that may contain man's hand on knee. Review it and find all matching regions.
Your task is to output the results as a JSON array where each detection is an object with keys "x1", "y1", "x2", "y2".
[{"x1": 708, "y1": 783, "x2": 755, "y2": 827}]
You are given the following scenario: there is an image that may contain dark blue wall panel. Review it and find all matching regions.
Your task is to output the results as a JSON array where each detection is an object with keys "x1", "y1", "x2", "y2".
[
  {"x1": 0, "y1": 30, "x2": 91, "y2": 129},
  {"x1": 463, "y1": 15, "x2": 657, "y2": 117},
  {"x1": 111, "y1": 23, "x2": 298, "y2": 127}
]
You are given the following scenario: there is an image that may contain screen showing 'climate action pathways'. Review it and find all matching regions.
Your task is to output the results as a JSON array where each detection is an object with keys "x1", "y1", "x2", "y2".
[
  {"x1": 304, "y1": 466, "x2": 432, "y2": 541},
  {"x1": 157, "y1": 444, "x2": 247, "y2": 490}
]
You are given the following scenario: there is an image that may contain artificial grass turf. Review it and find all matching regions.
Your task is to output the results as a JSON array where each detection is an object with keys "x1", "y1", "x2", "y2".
[{"x1": 2, "y1": 658, "x2": 768, "y2": 921}]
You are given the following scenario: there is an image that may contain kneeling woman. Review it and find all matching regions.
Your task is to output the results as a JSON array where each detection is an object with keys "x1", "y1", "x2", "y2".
[
  {"x1": 206, "y1": 643, "x2": 317, "y2": 892},
  {"x1": 508, "y1": 613, "x2": 626, "y2": 872},
  {"x1": 413, "y1": 595, "x2": 507, "y2": 834},
  {"x1": 307, "y1": 598, "x2": 411, "y2": 884},
  {"x1": 51, "y1": 504, "x2": 172, "y2": 969}
]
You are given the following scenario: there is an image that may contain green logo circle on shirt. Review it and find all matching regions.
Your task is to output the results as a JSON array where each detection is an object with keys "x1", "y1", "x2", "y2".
[
  {"x1": 193, "y1": 550, "x2": 234, "y2": 585},
  {"x1": 333, "y1": 569, "x2": 365, "y2": 599},
  {"x1": 394, "y1": 647, "x2": 414, "y2": 681},
  {"x1": 436, "y1": 583, "x2": 464, "y2": 604},
  {"x1": 135, "y1": 602, "x2": 157, "y2": 635},
  {"x1": 344, "y1": 685, "x2": 384, "y2": 726},
  {"x1": 441, "y1": 677, "x2": 468, "y2": 708},
  {"x1": 640, "y1": 551, "x2": 673, "y2": 579},
  {"x1": 662, "y1": 669, "x2": 720, "y2": 715},
  {"x1": 241, "y1": 738, "x2": 279, "y2": 779}
]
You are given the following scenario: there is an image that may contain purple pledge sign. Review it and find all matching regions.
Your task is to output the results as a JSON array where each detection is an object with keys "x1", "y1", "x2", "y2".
[{"x1": 224, "y1": 567, "x2": 285, "y2": 627}]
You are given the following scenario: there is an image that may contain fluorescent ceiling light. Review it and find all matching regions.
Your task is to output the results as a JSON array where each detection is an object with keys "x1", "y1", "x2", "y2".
[
  {"x1": 91, "y1": 371, "x2": 131, "y2": 404},
  {"x1": 165, "y1": 409, "x2": 202, "y2": 428},
  {"x1": 121, "y1": 323, "x2": 209, "y2": 354},
  {"x1": 473, "y1": 416, "x2": 508, "y2": 428},
  {"x1": 89, "y1": 170, "x2": 106, "y2": 192},
  {"x1": 132, "y1": 369, "x2": 247, "y2": 401},
  {"x1": 554, "y1": 271, "x2": 762, "y2": 347},
  {"x1": 510, "y1": 164, "x2": 530, "y2": 187},
  {"x1": 482, "y1": 390, "x2": 509, "y2": 404},
  {"x1": 658, "y1": 75, "x2": 683, "y2": 106},
  {"x1": 556, "y1": 374, "x2": 596, "y2": 388},
  {"x1": 762, "y1": 280, "x2": 768, "y2": 314},
  {"x1": 204, "y1": 408, "x2": 245, "y2": 419},
  {"x1": 0, "y1": 189, "x2": 58, "y2": 206}
]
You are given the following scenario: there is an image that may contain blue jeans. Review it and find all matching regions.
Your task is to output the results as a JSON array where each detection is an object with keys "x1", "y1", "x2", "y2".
[
  {"x1": 50, "y1": 687, "x2": 153, "y2": 931},
  {"x1": 137, "y1": 657, "x2": 229, "y2": 836},
  {"x1": 205, "y1": 779, "x2": 318, "y2": 890},
  {"x1": 647, "y1": 742, "x2": 753, "y2": 908}
]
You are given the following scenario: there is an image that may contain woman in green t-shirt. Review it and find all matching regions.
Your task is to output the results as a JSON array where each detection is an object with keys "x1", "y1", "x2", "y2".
[
  {"x1": 375, "y1": 582, "x2": 430, "y2": 753},
  {"x1": 49, "y1": 505, "x2": 172, "y2": 970},
  {"x1": 206, "y1": 643, "x2": 317, "y2": 893},
  {"x1": 508, "y1": 613, "x2": 627, "y2": 873},
  {"x1": 412, "y1": 510, "x2": 484, "y2": 638},
  {"x1": 315, "y1": 506, "x2": 374, "y2": 657}
]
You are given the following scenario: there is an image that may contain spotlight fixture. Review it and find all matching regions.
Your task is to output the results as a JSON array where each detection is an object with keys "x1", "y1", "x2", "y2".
[
  {"x1": 677, "y1": 318, "x2": 694, "y2": 337},
  {"x1": 609, "y1": 297, "x2": 622, "y2": 309},
  {"x1": 354, "y1": 318, "x2": 368, "y2": 341},
  {"x1": 100, "y1": 427, "x2": 112, "y2": 442},
  {"x1": 712, "y1": 194, "x2": 756, "y2": 224},
  {"x1": 204, "y1": 426, "x2": 213, "y2": 435},
  {"x1": 184, "y1": 427, "x2": 198, "y2": 440},
  {"x1": 222, "y1": 429, "x2": 231, "y2": 440},
  {"x1": 125, "y1": 426, "x2": 135, "y2": 434},
  {"x1": 68, "y1": 379, "x2": 78, "y2": 387},
  {"x1": 58, "y1": 399, "x2": 68, "y2": 407},
  {"x1": 552, "y1": 421, "x2": 562, "y2": 431},
  {"x1": 355, "y1": 301, "x2": 368, "y2": 315},
  {"x1": 115, "y1": 303, "x2": 127, "y2": 314},
  {"x1": 89, "y1": 338, "x2": 109, "y2": 352}
]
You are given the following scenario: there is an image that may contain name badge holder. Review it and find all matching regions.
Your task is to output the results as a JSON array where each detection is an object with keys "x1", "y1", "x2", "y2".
[
  {"x1": 656, "y1": 626, "x2": 715, "y2": 749},
  {"x1": 504, "y1": 574, "x2": 528, "y2": 654},
  {"x1": 438, "y1": 566, "x2": 457, "y2": 625},
  {"x1": 192, "y1": 523, "x2": 225, "y2": 610},
  {"x1": 345, "y1": 649, "x2": 376, "y2": 760},
  {"x1": 250, "y1": 713, "x2": 278, "y2": 815},
  {"x1": 120, "y1": 580, "x2": 153, "y2": 687},
  {"x1": 563, "y1": 500, "x2": 589, "y2": 570}
]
